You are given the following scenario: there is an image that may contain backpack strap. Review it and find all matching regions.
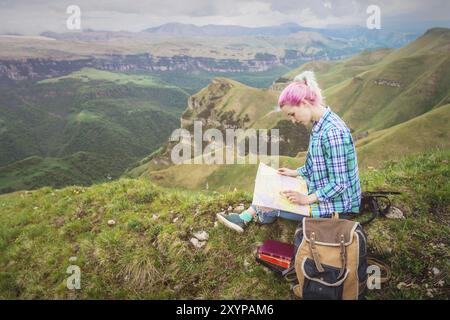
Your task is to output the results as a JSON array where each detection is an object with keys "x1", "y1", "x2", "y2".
[
  {"x1": 309, "y1": 232, "x2": 325, "y2": 272},
  {"x1": 359, "y1": 191, "x2": 401, "y2": 225},
  {"x1": 367, "y1": 256, "x2": 391, "y2": 284},
  {"x1": 338, "y1": 234, "x2": 347, "y2": 279},
  {"x1": 282, "y1": 266, "x2": 297, "y2": 283}
]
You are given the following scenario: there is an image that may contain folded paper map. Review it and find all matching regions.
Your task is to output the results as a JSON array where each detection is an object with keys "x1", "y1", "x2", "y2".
[{"x1": 252, "y1": 162, "x2": 310, "y2": 216}]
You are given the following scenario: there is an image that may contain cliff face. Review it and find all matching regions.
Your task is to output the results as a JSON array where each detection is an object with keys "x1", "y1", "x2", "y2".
[
  {"x1": 0, "y1": 50, "x2": 335, "y2": 83},
  {"x1": 0, "y1": 58, "x2": 93, "y2": 82},
  {"x1": 144, "y1": 76, "x2": 309, "y2": 172},
  {"x1": 0, "y1": 54, "x2": 276, "y2": 82},
  {"x1": 181, "y1": 78, "x2": 235, "y2": 130}
]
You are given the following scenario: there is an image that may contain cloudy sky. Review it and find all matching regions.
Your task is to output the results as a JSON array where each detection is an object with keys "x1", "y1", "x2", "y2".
[{"x1": 1, "y1": 0, "x2": 449, "y2": 35}]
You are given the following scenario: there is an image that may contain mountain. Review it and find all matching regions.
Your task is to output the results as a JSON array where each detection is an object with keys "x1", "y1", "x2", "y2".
[
  {"x1": 0, "y1": 68, "x2": 189, "y2": 193},
  {"x1": 126, "y1": 76, "x2": 311, "y2": 179},
  {"x1": 143, "y1": 22, "x2": 305, "y2": 37},
  {"x1": 285, "y1": 28, "x2": 450, "y2": 133},
  {"x1": 130, "y1": 28, "x2": 450, "y2": 191},
  {"x1": 143, "y1": 23, "x2": 417, "y2": 48},
  {"x1": 0, "y1": 22, "x2": 420, "y2": 85}
]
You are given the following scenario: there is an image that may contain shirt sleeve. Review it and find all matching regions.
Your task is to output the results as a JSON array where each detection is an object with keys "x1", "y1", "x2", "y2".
[
  {"x1": 315, "y1": 128, "x2": 350, "y2": 202},
  {"x1": 296, "y1": 165, "x2": 309, "y2": 180}
]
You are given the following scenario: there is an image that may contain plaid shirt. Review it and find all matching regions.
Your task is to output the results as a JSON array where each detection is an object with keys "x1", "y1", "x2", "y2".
[{"x1": 297, "y1": 107, "x2": 361, "y2": 217}]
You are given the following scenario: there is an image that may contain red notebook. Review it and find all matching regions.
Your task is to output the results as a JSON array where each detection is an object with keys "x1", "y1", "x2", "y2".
[
  {"x1": 258, "y1": 253, "x2": 291, "y2": 268},
  {"x1": 257, "y1": 240, "x2": 295, "y2": 269},
  {"x1": 258, "y1": 239, "x2": 295, "y2": 260}
]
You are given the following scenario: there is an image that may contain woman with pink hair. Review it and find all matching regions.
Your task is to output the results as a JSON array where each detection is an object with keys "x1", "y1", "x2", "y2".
[{"x1": 217, "y1": 71, "x2": 361, "y2": 233}]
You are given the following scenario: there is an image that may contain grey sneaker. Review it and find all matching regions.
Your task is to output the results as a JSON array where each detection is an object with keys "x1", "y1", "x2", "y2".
[{"x1": 216, "y1": 212, "x2": 247, "y2": 233}]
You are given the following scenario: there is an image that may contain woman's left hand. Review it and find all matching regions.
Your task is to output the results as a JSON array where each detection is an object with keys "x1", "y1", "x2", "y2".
[{"x1": 281, "y1": 190, "x2": 317, "y2": 205}]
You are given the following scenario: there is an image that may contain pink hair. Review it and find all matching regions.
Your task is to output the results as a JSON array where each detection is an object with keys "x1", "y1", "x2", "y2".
[{"x1": 278, "y1": 71, "x2": 323, "y2": 108}]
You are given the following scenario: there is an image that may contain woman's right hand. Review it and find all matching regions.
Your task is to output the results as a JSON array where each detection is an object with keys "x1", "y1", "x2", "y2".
[{"x1": 277, "y1": 167, "x2": 299, "y2": 177}]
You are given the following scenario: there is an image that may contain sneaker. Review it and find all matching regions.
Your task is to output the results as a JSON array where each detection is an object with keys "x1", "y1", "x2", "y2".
[{"x1": 216, "y1": 212, "x2": 247, "y2": 233}]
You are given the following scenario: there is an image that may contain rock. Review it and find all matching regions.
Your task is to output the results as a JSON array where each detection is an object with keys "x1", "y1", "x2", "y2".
[
  {"x1": 432, "y1": 267, "x2": 440, "y2": 276},
  {"x1": 385, "y1": 206, "x2": 405, "y2": 219},
  {"x1": 53, "y1": 217, "x2": 65, "y2": 227},
  {"x1": 152, "y1": 214, "x2": 158, "y2": 220},
  {"x1": 107, "y1": 219, "x2": 116, "y2": 227},
  {"x1": 69, "y1": 256, "x2": 77, "y2": 263},
  {"x1": 244, "y1": 259, "x2": 251, "y2": 271},
  {"x1": 234, "y1": 205, "x2": 245, "y2": 212},
  {"x1": 438, "y1": 280, "x2": 445, "y2": 287},
  {"x1": 174, "y1": 284, "x2": 182, "y2": 292},
  {"x1": 193, "y1": 231, "x2": 209, "y2": 241},
  {"x1": 396, "y1": 282, "x2": 408, "y2": 290},
  {"x1": 214, "y1": 221, "x2": 219, "y2": 228},
  {"x1": 426, "y1": 289, "x2": 434, "y2": 298},
  {"x1": 173, "y1": 217, "x2": 179, "y2": 223},
  {"x1": 190, "y1": 238, "x2": 206, "y2": 249}
]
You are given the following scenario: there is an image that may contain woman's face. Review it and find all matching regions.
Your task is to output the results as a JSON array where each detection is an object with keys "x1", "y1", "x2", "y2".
[{"x1": 281, "y1": 103, "x2": 313, "y2": 126}]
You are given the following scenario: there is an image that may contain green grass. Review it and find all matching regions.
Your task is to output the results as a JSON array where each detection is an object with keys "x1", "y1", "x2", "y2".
[
  {"x1": 359, "y1": 149, "x2": 450, "y2": 299},
  {"x1": 39, "y1": 68, "x2": 182, "y2": 90},
  {"x1": 355, "y1": 104, "x2": 450, "y2": 168},
  {"x1": 0, "y1": 153, "x2": 123, "y2": 194},
  {"x1": 0, "y1": 150, "x2": 448, "y2": 299},
  {"x1": 71, "y1": 110, "x2": 101, "y2": 123}
]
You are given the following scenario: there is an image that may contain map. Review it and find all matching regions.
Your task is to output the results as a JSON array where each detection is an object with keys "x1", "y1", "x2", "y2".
[{"x1": 252, "y1": 162, "x2": 310, "y2": 216}]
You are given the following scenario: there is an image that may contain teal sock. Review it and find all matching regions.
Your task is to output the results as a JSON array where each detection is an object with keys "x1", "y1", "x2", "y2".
[{"x1": 239, "y1": 210, "x2": 253, "y2": 222}]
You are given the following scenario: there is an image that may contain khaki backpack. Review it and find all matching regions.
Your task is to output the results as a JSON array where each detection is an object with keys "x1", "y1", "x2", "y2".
[{"x1": 291, "y1": 216, "x2": 368, "y2": 300}]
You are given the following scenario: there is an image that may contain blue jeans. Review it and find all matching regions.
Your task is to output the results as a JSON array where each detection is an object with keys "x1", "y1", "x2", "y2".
[
  {"x1": 250, "y1": 204, "x2": 354, "y2": 224},
  {"x1": 250, "y1": 204, "x2": 305, "y2": 224}
]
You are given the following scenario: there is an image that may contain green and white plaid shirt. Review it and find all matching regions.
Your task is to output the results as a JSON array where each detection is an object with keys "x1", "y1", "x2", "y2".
[{"x1": 297, "y1": 107, "x2": 361, "y2": 218}]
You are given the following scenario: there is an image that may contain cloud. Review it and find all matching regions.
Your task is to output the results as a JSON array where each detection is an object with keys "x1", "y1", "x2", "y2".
[{"x1": 0, "y1": 0, "x2": 449, "y2": 35}]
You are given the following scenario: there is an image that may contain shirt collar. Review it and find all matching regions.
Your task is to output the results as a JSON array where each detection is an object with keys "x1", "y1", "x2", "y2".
[{"x1": 312, "y1": 107, "x2": 331, "y2": 134}]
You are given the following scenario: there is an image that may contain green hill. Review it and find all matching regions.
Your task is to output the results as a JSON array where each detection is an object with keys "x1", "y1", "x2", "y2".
[
  {"x1": 284, "y1": 48, "x2": 394, "y2": 90},
  {"x1": 355, "y1": 104, "x2": 450, "y2": 168},
  {"x1": 284, "y1": 28, "x2": 450, "y2": 133},
  {"x1": 0, "y1": 68, "x2": 189, "y2": 193},
  {"x1": 0, "y1": 150, "x2": 448, "y2": 299}
]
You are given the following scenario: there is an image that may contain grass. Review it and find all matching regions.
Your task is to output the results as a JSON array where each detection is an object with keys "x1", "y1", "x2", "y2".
[
  {"x1": 355, "y1": 104, "x2": 450, "y2": 168},
  {"x1": 39, "y1": 68, "x2": 180, "y2": 90},
  {"x1": 0, "y1": 153, "x2": 122, "y2": 194},
  {"x1": 0, "y1": 149, "x2": 448, "y2": 299}
]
